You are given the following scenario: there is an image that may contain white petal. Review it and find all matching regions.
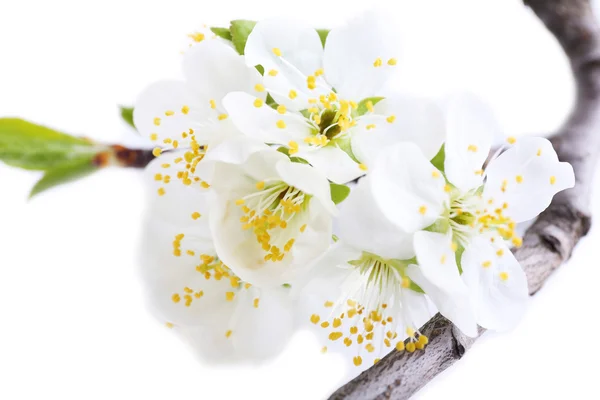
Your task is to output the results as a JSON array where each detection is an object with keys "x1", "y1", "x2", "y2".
[
  {"x1": 183, "y1": 39, "x2": 264, "y2": 110},
  {"x1": 133, "y1": 80, "x2": 211, "y2": 145},
  {"x1": 370, "y1": 142, "x2": 447, "y2": 233},
  {"x1": 400, "y1": 289, "x2": 434, "y2": 334},
  {"x1": 483, "y1": 137, "x2": 575, "y2": 222},
  {"x1": 144, "y1": 151, "x2": 212, "y2": 227},
  {"x1": 323, "y1": 10, "x2": 400, "y2": 100},
  {"x1": 296, "y1": 145, "x2": 364, "y2": 184},
  {"x1": 223, "y1": 92, "x2": 312, "y2": 145},
  {"x1": 229, "y1": 287, "x2": 295, "y2": 360},
  {"x1": 203, "y1": 136, "x2": 279, "y2": 167},
  {"x1": 351, "y1": 95, "x2": 445, "y2": 165},
  {"x1": 261, "y1": 73, "x2": 324, "y2": 112},
  {"x1": 407, "y1": 231, "x2": 478, "y2": 337},
  {"x1": 140, "y1": 212, "x2": 230, "y2": 327},
  {"x1": 178, "y1": 286, "x2": 294, "y2": 363},
  {"x1": 179, "y1": 324, "x2": 237, "y2": 364},
  {"x1": 245, "y1": 18, "x2": 324, "y2": 94},
  {"x1": 275, "y1": 159, "x2": 337, "y2": 215},
  {"x1": 292, "y1": 241, "x2": 362, "y2": 298},
  {"x1": 444, "y1": 94, "x2": 498, "y2": 192},
  {"x1": 461, "y1": 236, "x2": 529, "y2": 331},
  {"x1": 336, "y1": 177, "x2": 414, "y2": 260}
]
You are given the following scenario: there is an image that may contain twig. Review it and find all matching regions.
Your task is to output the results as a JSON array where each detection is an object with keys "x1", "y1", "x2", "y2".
[
  {"x1": 329, "y1": 0, "x2": 600, "y2": 398},
  {"x1": 93, "y1": 145, "x2": 155, "y2": 169}
]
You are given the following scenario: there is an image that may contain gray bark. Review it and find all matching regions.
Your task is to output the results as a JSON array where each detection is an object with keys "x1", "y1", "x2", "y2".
[{"x1": 329, "y1": 0, "x2": 600, "y2": 398}]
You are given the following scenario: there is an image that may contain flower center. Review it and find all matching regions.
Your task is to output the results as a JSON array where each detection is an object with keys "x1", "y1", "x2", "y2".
[
  {"x1": 236, "y1": 181, "x2": 309, "y2": 262},
  {"x1": 309, "y1": 252, "x2": 428, "y2": 366},
  {"x1": 299, "y1": 92, "x2": 358, "y2": 150},
  {"x1": 449, "y1": 190, "x2": 522, "y2": 248}
]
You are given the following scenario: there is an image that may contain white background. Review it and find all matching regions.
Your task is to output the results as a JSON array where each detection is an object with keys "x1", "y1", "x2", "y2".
[{"x1": 1, "y1": 0, "x2": 599, "y2": 399}]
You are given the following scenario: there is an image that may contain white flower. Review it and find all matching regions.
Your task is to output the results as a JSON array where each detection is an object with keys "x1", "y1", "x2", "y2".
[
  {"x1": 140, "y1": 152, "x2": 294, "y2": 363},
  {"x1": 204, "y1": 138, "x2": 338, "y2": 288},
  {"x1": 222, "y1": 11, "x2": 445, "y2": 184},
  {"x1": 297, "y1": 176, "x2": 475, "y2": 368},
  {"x1": 372, "y1": 95, "x2": 575, "y2": 331},
  {"x1": 133, "y1": 37, "x2": 265, "y2": 191}
]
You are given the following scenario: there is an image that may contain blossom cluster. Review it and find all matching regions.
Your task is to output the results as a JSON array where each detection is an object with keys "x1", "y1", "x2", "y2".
[{"x1": 135, "y1": 12, "x2": 574, "y2": 368}]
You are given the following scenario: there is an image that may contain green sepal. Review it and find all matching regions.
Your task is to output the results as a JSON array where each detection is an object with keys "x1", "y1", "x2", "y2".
[
  {"x1": 430, "y1": 144, "x2": 445, "y2": 172},
  {"x1": 119, "y1": 106, "x2": 135, "y2": 129},
  {"x1": 454, "y1": 243, "x2": 466, "y2": 274},
  {"x1": 334, "y1": 137, "x2": 360, "y2": 164},
  {"x1": 210, "y1": 27, "x2": 233, "y2": 41},
  {"x1": 317, "y1": 29, "x2": 330, "y2": 47},
  {"x1": 356, "y1": 97, "x2": 384, "y2": 116},
  {"x1": 230, "y1": 20, "x2": 257, "y2": 55},
  {"x1": 329, "y1": 182, "x2": 351, "y2": 204}
]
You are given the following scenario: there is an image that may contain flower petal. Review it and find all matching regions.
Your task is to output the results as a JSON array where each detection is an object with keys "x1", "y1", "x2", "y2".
[
  {"x1": 370, "y1": 142, "x2": 447, "y2": 233},
  {"x1": 183, "y1": 39, "x2": 264, "y2": 111},
  {"x1": 351, "y1": 95, "x2": 446, "y2": 165},
  {"x1": 223, "y1": 92, "x2": 312, "y2": 145},
  {"x1": 140, "y1": 199, "x2": 230, "y2": 327},
  {"x1": 323, "y1": 10, "x2": 400, "y2": 100},
  {"x1": 245, "y1": 18, "x2": 326, "y2": 100},
  {"x1": 133, "y1": 80, "x2": 211, "y2": 145},
  {"x1": 245, "y1": 18, "x2": 324, "y2": 75},
  {"x1": 444, "y1": 94, "x2": 497, "y2": 192},
  {"x1": 178, "y1": 286, "x2": 294, "y2": 363},
  {"x1": 461, "y1": 236, "x2": 529, "y2": 331},
  {"x1": 296, "y1": 145, "x2": 364, "y2": 184},
  {"x1": 407, "y1": 231, "x2": 478, "y2": 337},
  {"x1": 483, "y1": 137, "x2": 575, "y2": 223},
  {"x1": 229, "y1": 287, "x2": 295, "y2": 360},
  {"x1": 144, "y1": 151, "x2": 212, "y2": 226},
  {"x1": 336, "y1": 177, "x2": 414, "y2": 260}
]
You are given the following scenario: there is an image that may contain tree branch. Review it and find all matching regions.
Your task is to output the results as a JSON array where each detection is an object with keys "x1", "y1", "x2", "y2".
[{"x1": 329, "y1": 0, "x2": 600, "y2": 398}]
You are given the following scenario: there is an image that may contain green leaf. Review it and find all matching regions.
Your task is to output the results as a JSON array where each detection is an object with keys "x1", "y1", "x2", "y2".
[
  {"x1": 119, "y1": 106, "x2": 135, "y2": 128},
  {"x1": 330, "y1": 182, "x2": 351, "y2": 204},
  {"x1": 430, "y1": 144, "x2": 445, "y2": 172},
  {"x1": 317, "y1": 29, "x2": 330, "y2": 47},
  {"x1": 0, "y1": 118, "x2": 99, "y2": 170},
  {"x1": 29, "y1": 157, "x2": 98, "y2": 198},
  {"x1": 210, "y1": 27, "x2": 233, "y2": 41},
  {"x1": 230, "y1": 20, "x2": 257, "y2": 55},
  {"x1": 356, "y1": 97, "x2": 384, "y2": 116}
]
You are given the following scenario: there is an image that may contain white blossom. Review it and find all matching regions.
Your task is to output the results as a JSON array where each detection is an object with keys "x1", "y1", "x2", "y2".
[
  {"x1": 223, "y1": 12, "x2": 445, "y2": 184},
  {"x1": 140, "y1": 152, "x2": 295, "y2": 362},
  {"x1": 372, "y1": 95, "x2": 575, "y2": 331},
  {"x1": 205, "y1": 139, "x2": 337, "y2": 288}
]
